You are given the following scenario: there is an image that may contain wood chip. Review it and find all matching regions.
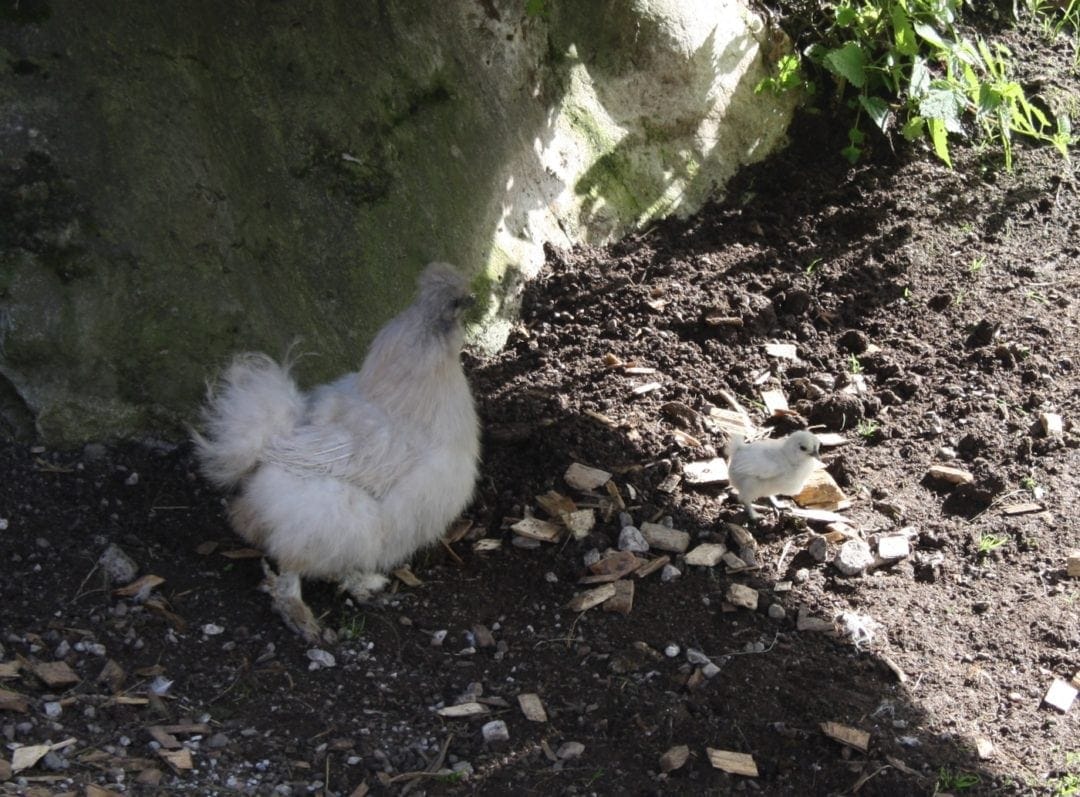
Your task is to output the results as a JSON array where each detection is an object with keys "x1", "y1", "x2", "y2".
[
  {"x1": 639, "y1": 522, "x2": 690, "y2": 553},
  {"x1": 472, "y1": 538, "x2": 501, "y2": 553},
  {"x1": 685, "y1": 543, "x2": 726, "y2": 567},
  {"x1": 1040, "y1": 412, "x2": 1063, "y2": 436},
  {"x1": 566, "y1": 583, "x2": 617, "y2": 612},
  {"x1": 564, "y1": 509, "x2": 596, "y2": 540},
  {"x1": 820, "y1": 721, "x2": 870, "y2": 753},
  {"x1": 764, "y1": 342, "x2": 799, "y2": 361},
  {"x1": 623, "y1": 366, "x2": 657, "y2": 375},
  {"x1": 703, "y1": 313, "x2": 744, "y2": 327},
  {"x1": 726, "y1": 583, "x2": 759, "y2": 610},
  {"x1": 602, "y1": 352, "x2": 624, "y2": 368},
  {"x1": 1002, "y1": 502, "x2": 1044, "y2": 516},
  {"x1": 510, "y1": 517, "x2": 562, "y2": 543},
  {"x1": 706, "y1": 748, "x2": 758, "y2": 777},
  {"x1": 564, "y1": 463, "x2": 611, "y2": 491},
  {"x1": 708, "y1": 407, "x2": 753, "y2": 437},
  {"x1": 157, "y1": 748, "x2": 193, "y2": 772},
  {"x1": 0, "y1": 758, "x2": 9, "y2": 782},
  {"x1": 602, "y1": 579, "x2": 634, "y2": 615},
  {"x1": 877, "y1": 535, "x2": 911, "y2": 561},
  {"x1": 926, "y1": 465, "x2": 974, "y2": 485},
  {"x1": 796, "y1": 607, "x2": 835, "y2": 633},
  {"x1": 590, "y1": 550, "x2": 644, "y2": 576},
  {"x1": 760, "y1": 388, "x2": 789, "y2": 415},
  {"x1": 1067, "y1": 551, "x2": 1080, "y2": 578},
  {"x1": 0, "y1": 660, "x2": 20, "y2": 679},
  {"x1": 437, "y1": 702, "x2": 489, "y2": 718},
  {"x1": 11, "y1": 744, "x2": 51, "y2": 773},
  {"x1": 147, "y1": 726, "x2": 181, "y2": 750},
  {"x1": 634, "y1": 555, "x2": 670, "y2": 579},
  {"x1": 660, "y1": 744, "x2": 690, "y2": 773},
  {"x1": 816, "y1": 432, "x2": 849, "y2": 447},
  {"x1": 86, "y1": 785, "x2": 125, "y2": 797},
  {"x1": 672, "y1": 428, "x2": 702, "y2": 448},
  {"x1": 348, "y1": 782, "x2": 370, "y2": 797},
  {"x1": 392, "y1": 567, "x2": 423, "y2": 587},
  {"x1": 0, "y1": 687, "x2": 30, "y2": 713},
  {"x1": 793, "y1": 469, "x2": 848, "y2": 510},
  {"x1": 535, "y1": 490, "x2": 577, "y2": 518},
  {"x1": 788, "y1": 507, "x2": 848, "y2": 524},
  {"x1": 975, "y1": 737, "x2": 994, "y2": 760},
  {"x1": 605, "y1": 479, "x2": 626, "y2": 511},
  {"x1": 517, "y1": 693, "x2": 547, "y2": 722},
  {"x1": 220, "y1": 547, "x2": 263, "y2": 559},
  {"x1": 112, "y1": 574, "x2": 165, "y2": 598},
  {"x1": 32, "y1": 661, "x2": 79, "y2": 688},
  {"x1": 631, "y1": 381, "x2": 662, "y2": 396},
  {"x1": 683, "y1": 458, "x2": 729, "y2": 485},
  {"x1": 880, "y1": 654, "x2": 909, "y2": 683},
  {"x1": 583, "y1": 408, "x2": 619, "y2": 428},
  {"x1": 97, "y1": 659, "x2": 125, "y2": 693},
  {"x1": 1044, "y1": 679, "x2": 1078, "y2": 713},
  {"x1": 195, "y1": 540, "x2": 218, "y2": 555}
]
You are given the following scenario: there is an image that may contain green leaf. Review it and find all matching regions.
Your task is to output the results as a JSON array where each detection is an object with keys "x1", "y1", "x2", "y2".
[
  {"x1": 859, "y1": 95, "x2": 891, "y2": 132},
  {"x1": 909, "y1": 56, "x2": 931, "y2": 98},
  {"x1": 927, "y1": 117, "x2": 952, "y2": 167},
  {"x1": 823, "y1": 41, "x2": 868, "y2": 88},
  {"x1": 841, "y1": 144, "x2": 863, "y2": 163},
  {"x1": 913, "y1": 22, "x2": 949, "y2": 50},
  {"x1": 920, "y1": 86, "x2": 965, "y2": 134},
  {"x1": 901, "y1": 116, "x2": 926, "y2": 141},
  {"x1": 891, "y1": 5, "x2": 918, "y2": 56}
]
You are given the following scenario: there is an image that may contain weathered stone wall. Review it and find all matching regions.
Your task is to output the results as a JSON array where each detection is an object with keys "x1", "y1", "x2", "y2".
[{"x1": 0, "y1": 0, "x2": 795, "y2": 442}]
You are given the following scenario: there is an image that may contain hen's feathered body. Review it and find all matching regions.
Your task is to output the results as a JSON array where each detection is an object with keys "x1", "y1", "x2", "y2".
[
  {"x1": 726, "y1": 431, "x2": 821, "y2": 520},
  {"x1": 194, "y1": 263, "x2": 479, "y2": 639}
]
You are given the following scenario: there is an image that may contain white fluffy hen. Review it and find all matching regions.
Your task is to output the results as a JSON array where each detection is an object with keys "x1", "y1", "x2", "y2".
[
  {"x1": 726, "y1": 430, "x2": 821, "y2": 521},
  {"x1": 193, "y1": 262, "x2": 480, "y2": 642}
]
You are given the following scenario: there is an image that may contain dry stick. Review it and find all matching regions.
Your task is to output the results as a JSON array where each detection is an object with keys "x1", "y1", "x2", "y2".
[
  {"x1": 388, "y1": 733, "x2": 454, "y2": 788},
  {"x1": 775, "y1": 539, "x2": 794, "y2": 577}
]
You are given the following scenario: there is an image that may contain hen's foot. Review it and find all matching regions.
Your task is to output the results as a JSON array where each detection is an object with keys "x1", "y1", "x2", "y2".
[
  {"x1": 338, "y1": 571, "x2": 390, "y2": 605},
  {"x1": 260, "y1": 561, "x2": 323, "y2": 643}
]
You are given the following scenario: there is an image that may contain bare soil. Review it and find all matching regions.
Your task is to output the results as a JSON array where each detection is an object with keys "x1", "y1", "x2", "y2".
[{"x1": 2, "y1": 12, "x2": 1079, "y2": 797}]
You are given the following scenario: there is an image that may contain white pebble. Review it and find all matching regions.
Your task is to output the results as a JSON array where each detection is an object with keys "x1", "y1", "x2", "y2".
[
  {"x1": 481, "y1": 720, "x2": 510, "y2": 745},
  {"x1": 834, "y1": 540, "x2": 874, "y2": 576},
  {"x1": 202, "y1": 623, "x2": 225, "y2": 636},
  {"x1": 618, "y1": 526, "x2": 649, "y2": 553},
  {"x1": 556, "y1": 741, "x2": 585, "y2": 760},
  {"x1": 306, "y1": 649, "x2": 336, "y2": 668},
  {"x1": 664, "y1": 643, "x2": 680, "y2": 658},
  {"x1": 44, "y1": 701, "x2": 62, "y2": 719},
  {"x1": 660, "y1": 564, "x2": 681, "y2": 582},
  {"x1": 430, "y1": 629, "x2": 448, "y2": 647},
  {"x1": 98, "y1": 544, "x2": 138, "y2": 585}
]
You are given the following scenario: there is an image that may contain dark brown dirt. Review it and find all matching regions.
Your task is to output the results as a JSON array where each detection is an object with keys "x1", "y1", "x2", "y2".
[{"x1": 2, "y1": 12, "x2": 1079, "y2": 797}]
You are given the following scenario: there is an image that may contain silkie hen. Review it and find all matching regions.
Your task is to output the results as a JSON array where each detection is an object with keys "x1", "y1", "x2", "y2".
[
  {"x1": 194, "y1": 262, "x2": 480, "y2": 642},
  {"x1": 726, "y1": 430, "x2": 821, "y2": 521}
]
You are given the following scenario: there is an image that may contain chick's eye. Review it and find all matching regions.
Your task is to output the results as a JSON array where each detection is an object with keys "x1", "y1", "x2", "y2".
[{"x1": 799, "y1": 445, "x2": 807, "y2": 452}]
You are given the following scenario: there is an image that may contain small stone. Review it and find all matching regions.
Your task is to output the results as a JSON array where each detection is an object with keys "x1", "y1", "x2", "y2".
[
  {"x1": 481, "y1": 720, "x2": 510, "y2": 745},
  {"x1": 768, "y1": 604, "x2": 786, "y2": 620},
  {"x1": 702, "y1": 662, "x2": 721, "y2": 678},
  {"x1": 927, "y1": 465, "x2": 974, "y2": 485},
  {"x1": 430, "y1": 629, "x2": 448, "y2": 647},
  {"x1": 544, "y1": 571, "x2": 558, "y2": 583},
  {"x1": 1067, "y1": 551, "x2": 1080, "y2": 578},
  {"x1": 793, "y1": 568, "x2": 810, "y2": 583},
  {"x1": 808, "y1": 536, "x2": 830, "y2": 563},
  {"x1": 617, "y1": 526, "x2": 649, "y2": 553},
  {"x1": 660, "y1": 564, "x2": 681, "y2": 582},
  {"x1": 660, "y1": 744, "x2": 690, "y2": 773},
  {"x1": 517, "y1": 693, "x2": 548, "y2": 722},
  {"x1": 556, "y1": 741, "x2": 585, "y2": 760},
  {"x1": 639, "y1": 522, "x2": 690, "y2": 553},
  {"x1": 1039, "y1": 412, "x2": 1063, "y2": 437},
  {"x1": 686, "y1": 648, "x2": 711, "y2": 666},
  {"x1": 208, "y1": 733, "x2": 230, "y2": 749},
  {"x1": 125, "y1": 471, "x2": 140, "y2": 486},
  {"x1": 937, "y1": 446, "x2": 957, "y2": 459},
  {"x1": 583, "y1": 549, "x2": 601, "y2": 567},
  {"x1": 685, "y1": 543, "x2": 725, "y2": 566},
  {"x1": 98, "y1": 544, "x2": 139, "y2": 585},
  {"x1": 43, "y1": 701, "x2": 62, "y2": 719},
  {"x1": 664, "y1": 643, "x2": 680, "y2": 658},
  {"x1": 834, "y1": 540, "x2": 873, "y2": 576},
  {"x1": 726, "y1": 583, "x2": 758, "y2": 610},
  {"x1": 201, "y1": 623, "x2": 224, "y2": 636},
  {"x1": 975, "y1": 737, "x2": 994, "y2": 760},
  {"x1": 41, "y1": 751, "x2": 67, "y2": 771},
  {"x1": 305, "y1": 649, "x2": 336, "y2": 669},
  {"x1": 564, "y1": 463, "x2": 611, "y2": 491}
]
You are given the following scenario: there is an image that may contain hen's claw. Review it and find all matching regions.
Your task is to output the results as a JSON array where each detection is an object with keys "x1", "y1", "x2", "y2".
[{"x1": 260, "y1": 561, "x2": 323, "y2": 644}]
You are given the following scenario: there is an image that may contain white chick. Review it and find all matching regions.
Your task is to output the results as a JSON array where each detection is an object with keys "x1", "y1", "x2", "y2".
[
  {"x1": 726, "y1": 430, "x2": 821, "y2": 521},
  {"x1": 193, "y1": 262, "x2": 480, "y2": 642}
]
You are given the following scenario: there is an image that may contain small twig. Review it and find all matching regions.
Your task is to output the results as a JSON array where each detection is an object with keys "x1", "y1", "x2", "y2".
[
  {"x1": 775, "y1": 539, "x2": 794, "y2": 576},
  {"x1": 70, "y1": 565, "x2": 102, "y2": 604}
]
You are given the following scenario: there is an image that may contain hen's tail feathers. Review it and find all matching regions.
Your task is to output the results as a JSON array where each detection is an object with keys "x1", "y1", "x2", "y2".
[{"x1": 193, "y1": 353, "x2": 306, "y2": 490}]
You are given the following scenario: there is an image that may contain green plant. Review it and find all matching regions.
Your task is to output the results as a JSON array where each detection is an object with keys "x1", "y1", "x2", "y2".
[
  {"x1": 772, "y1": 0, "x2": 1074, "y2": 168},
  {"x1": 1048, "y1": 751, "x2": 1080, "y2": 796},
  {"x1": 1023, "y1": 0, "x2": 1080, "y2": 65},
  {"x1": 848, "y1": 353, "x2": 863, "y2": 374},
  {"x1": 969, "y1": 255, "x2": 986, "y2": 273},
  {"x1": 857, "y1": 418, "x2": 879, "y2": 437},
  {"x1": 977, "y1": 532, "x2": 1008, "y2": 555},
  {"x1": 936, "y1": 767, "x2": 980, "y2": 792},
  {"x1": 339, "y1": 612, "x2": 367, "y2": 641}
]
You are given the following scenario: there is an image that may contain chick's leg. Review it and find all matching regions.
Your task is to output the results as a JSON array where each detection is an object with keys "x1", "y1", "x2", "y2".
[
  {"x1": 260, "y1": 560, "x2": 322, "y2": 643},
  {"x1": 339, "y1": 571, "x2": 390, "y2": 604}
]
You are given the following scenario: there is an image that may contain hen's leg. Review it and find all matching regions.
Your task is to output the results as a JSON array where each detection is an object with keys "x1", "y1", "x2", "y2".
[
  {"x1": 259, "y1": 561, "x2": 322, "y2": 643},
  {"x1": 338, "y1": 571, "x2": 390, "y2": 604}
]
